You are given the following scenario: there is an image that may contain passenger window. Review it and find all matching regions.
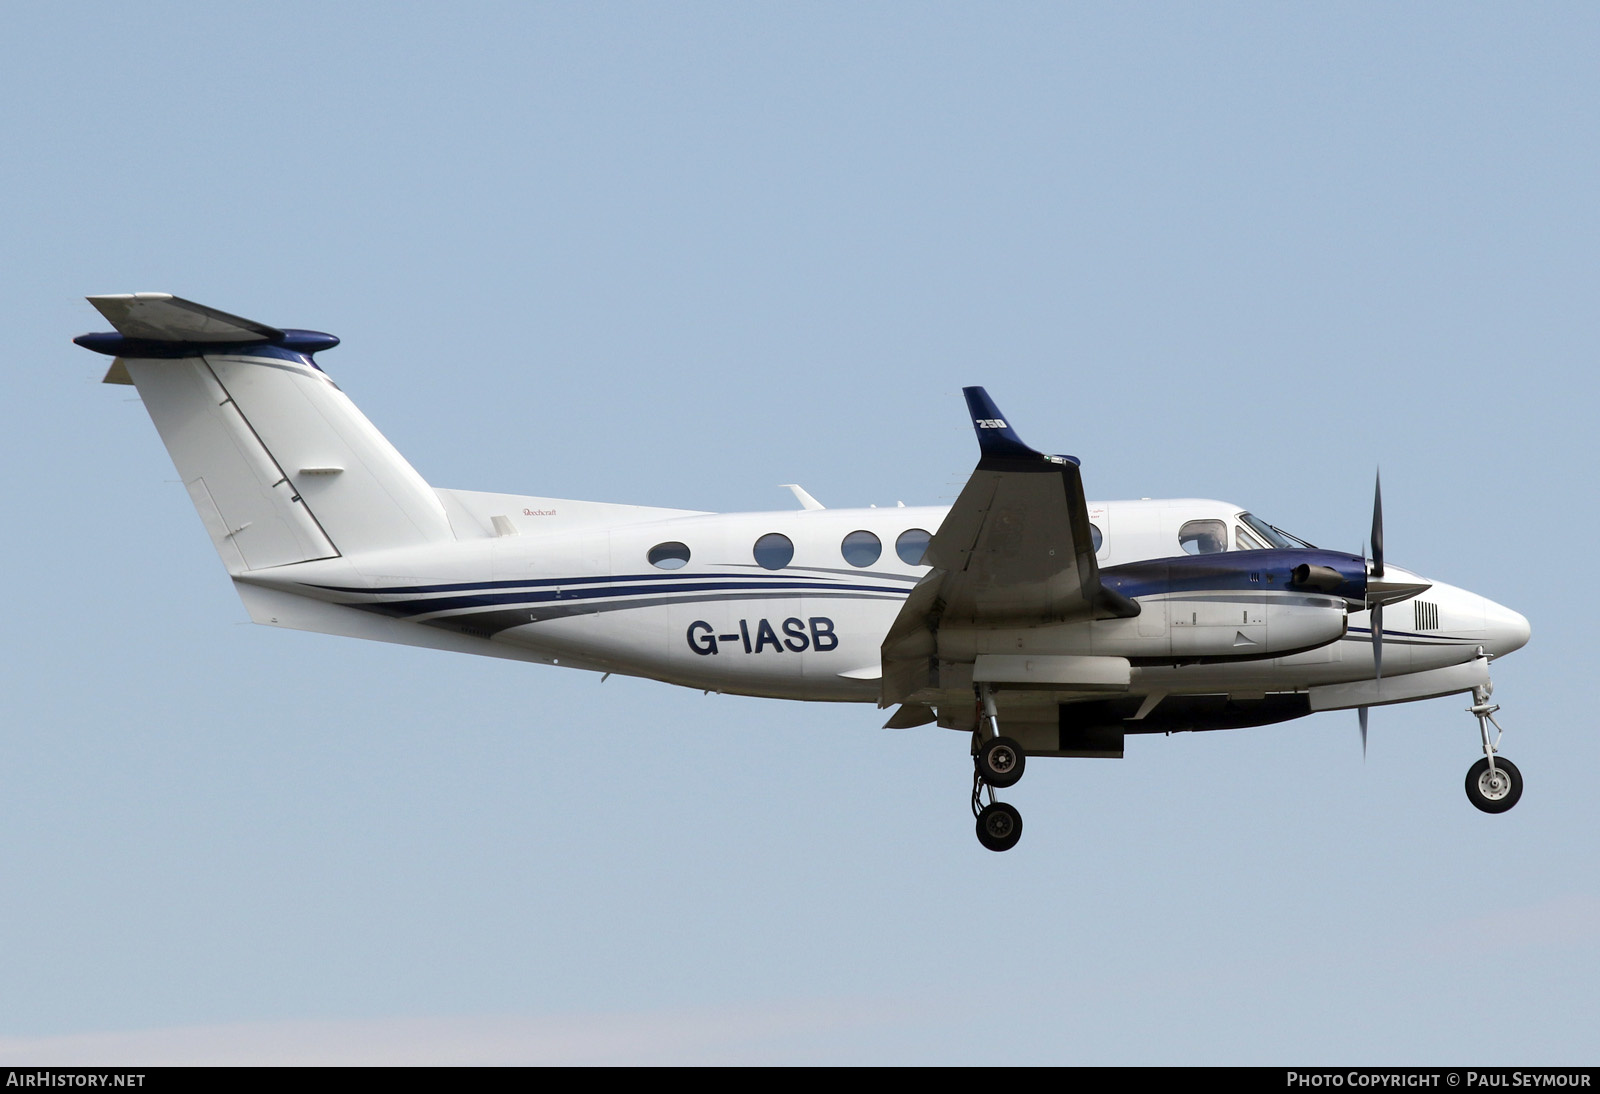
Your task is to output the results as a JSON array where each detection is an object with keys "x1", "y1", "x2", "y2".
[
  {"x1": 1089, "y1": 523, "x2": 1103, "y2": 552},
  {"x1": 896, "y1": 528, "x2": 931, "y2": 566},
  {"x1": 753, "y1": 532, "x2": 794, "y2": 570},
  {"x1": 648, "y1": 541, "x2": 691, "y2": 569},
  {"x1": 841, "y1": 530, "x2": 881, "y2": 567},
  {"x1": 1179, "y1": 519, "x2": 1228, "y2": 555}
]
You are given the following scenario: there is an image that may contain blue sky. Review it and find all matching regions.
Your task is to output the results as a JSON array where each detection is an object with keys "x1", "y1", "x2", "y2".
[{"x1": 2, "y1": 2, "x2": 1596, "y2": 1064}]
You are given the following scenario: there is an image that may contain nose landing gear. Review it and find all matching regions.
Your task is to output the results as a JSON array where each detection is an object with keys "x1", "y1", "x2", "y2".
[{"x1": 1465, "y1": 678, "x2": 1522, "y2": 814}]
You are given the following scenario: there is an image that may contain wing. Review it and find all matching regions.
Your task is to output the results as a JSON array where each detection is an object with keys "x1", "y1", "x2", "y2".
[{"x1": 880, "y1": 387, "x2": 1137, "y2": 707}]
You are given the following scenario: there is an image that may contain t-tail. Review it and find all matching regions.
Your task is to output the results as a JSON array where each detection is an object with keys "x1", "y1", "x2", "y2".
[{"x1": 76, "y1": 293, "x2": 453, "y2": 573}]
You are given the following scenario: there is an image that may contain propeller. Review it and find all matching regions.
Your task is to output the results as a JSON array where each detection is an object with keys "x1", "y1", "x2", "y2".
[
  {"x1": 1351, "y1": 472, "x2": 1432, "y2": 755},
  {"x1": 1360, "y1": 471, "x2": 1383, "y2": 758},
  {"x1": 1371, "y1": 470, "x2": 1384, "y2": 679}
]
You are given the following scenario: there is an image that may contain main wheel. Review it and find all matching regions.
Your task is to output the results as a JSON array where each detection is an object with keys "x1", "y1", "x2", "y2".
[
  {"x1": 1465, "y1": 756, "x2": 1522, "y2": 814},
  {"x1": 975, "y1": 801, "x2": 1023, "y2": 852},
  {"x1": 977, "y1": 736, "x2": 1026, "y2": 788}
]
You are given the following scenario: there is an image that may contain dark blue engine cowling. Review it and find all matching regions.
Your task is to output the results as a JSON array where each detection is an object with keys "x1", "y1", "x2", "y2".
[{"x1": 1101, "y1": 548, "x2": 1368, "y2": 606}]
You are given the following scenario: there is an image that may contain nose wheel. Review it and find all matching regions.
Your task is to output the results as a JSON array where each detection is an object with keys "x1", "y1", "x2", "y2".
[
  {"x1": 1464, "y1": 678, "x2": 1523, "y2": 814},
  {"x1": 1465, "y1": 756, "x2": 1522, "y2": 814}
]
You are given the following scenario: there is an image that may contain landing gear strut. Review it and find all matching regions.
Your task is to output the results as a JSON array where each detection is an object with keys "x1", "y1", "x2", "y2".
[
  {"x1": 1465, "y1": 679, "x2": 1522, "y2": 814},
  {"x1": 970, "y1": 683, "x2": 1025, "y2": 851}
]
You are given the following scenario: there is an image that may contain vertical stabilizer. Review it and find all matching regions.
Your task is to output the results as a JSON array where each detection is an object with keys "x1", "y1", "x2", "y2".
[{"x1": 78, "y1": 294, "x2": 453, "y2": 572}]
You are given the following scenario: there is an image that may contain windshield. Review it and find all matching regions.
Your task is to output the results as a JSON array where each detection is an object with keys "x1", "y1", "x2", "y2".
[{"x1": 1238, "y1": 512, "x2": 1317, "y2": 550}]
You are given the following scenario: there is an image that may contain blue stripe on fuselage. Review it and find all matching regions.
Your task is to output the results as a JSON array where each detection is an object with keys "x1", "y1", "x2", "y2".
[
  {"x1": 329, "y1": 578, "x2": 908, "y2": 619},
  {"x1": 305, "y1": 570, "x2": 904, "y2": 597}
]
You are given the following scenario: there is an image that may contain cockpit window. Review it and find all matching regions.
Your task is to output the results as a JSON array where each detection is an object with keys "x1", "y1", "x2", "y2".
[
  {"x1": 1235, "y1": 525, "x2": 1268, "y2": 551},
  {"x1": 1239, "y1": 512, "x2": 1316, "y2": 549},
  {"x1": 1179, "y1": 519, "x2": 1228, "y2": 555}
]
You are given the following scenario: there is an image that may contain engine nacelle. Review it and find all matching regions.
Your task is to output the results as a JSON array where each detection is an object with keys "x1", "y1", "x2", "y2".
[
  {"x1": 939, "y1": 592, "x2": 1348, "y2": 664},
  {"x1": 1163, "y1": 593, "x2": 1348, "y2": 659}
]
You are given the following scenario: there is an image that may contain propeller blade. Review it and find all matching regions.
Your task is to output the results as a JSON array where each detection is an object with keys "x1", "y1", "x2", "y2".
[
  {"x1": 1370, "y1": 470, "x2": 1384, "y2": 579},
  {"x1": 1358, "y1": 469, "x2": 1385, "y2": 763},
  {"x1": 1372, "y1": 601, "x2": 1384, "y2": 682}
]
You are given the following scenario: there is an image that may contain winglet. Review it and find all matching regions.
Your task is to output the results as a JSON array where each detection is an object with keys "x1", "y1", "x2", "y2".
[
  {"x1": 962, "y1": 387, "x2": 1078, "y2": 465},
  {"x1": 962, "y1": 386, "x2": 1035, "y2": 458}
]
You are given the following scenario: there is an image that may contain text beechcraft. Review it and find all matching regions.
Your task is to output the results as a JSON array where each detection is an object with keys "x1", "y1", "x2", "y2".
[{"x1": 77, "y1": 294, "x2": 1532, "y2": 851}]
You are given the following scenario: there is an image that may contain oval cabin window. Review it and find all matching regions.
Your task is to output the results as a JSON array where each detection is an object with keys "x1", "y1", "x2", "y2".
[
  {"x1": 753, "y1": 532, "x2": 794, "y2": 570},
  {"x1": 841, "y1": 530, "x2": 881, "y2": 567},
  {"x1": 896, "y1": 528, "x2": 931, "y2": 566},
  {"x1": 648, "y1": 541, "x2": 691, "y2": 569}
]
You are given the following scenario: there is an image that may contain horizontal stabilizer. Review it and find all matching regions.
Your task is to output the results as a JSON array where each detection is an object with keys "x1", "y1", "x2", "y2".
[
  {"x1": 87, "y1": 293, "x2": 282, "y2": 343},
  {"x1": 76, "y1": 293, "x2": 338, "y2": 359}
]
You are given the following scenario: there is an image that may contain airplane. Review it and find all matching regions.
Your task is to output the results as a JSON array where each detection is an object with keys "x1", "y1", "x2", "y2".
[{"x1": 75, "y1": 293, "x2": 1532, "y2": 851}]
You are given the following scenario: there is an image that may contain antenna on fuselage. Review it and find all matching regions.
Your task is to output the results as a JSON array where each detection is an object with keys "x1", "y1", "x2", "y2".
[{"x1": 782, "y1": 484, "x2": 825, "y2": 511}]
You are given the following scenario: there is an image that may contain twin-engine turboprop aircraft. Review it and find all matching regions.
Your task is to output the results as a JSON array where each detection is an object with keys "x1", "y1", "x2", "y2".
[{"x1": 77, "y1": 294, "x2": 1532, "y2": 851}]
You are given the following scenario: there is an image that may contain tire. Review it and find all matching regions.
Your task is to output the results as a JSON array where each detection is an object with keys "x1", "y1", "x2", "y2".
[
  {"x1": 1465, "y1": 756, "x2": 1522, "y2": 814},
  {"x1": 977, "y1": 736, "x2": 1026, "y2": 789},
  {"x1": 975, "y1": 801, "x2": 1023, "y2": 852}
]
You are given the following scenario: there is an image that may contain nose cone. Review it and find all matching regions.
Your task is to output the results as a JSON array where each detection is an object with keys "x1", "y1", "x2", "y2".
[{"x1": 1484, "y1": 599, "x2": 1532, "y2": 657}]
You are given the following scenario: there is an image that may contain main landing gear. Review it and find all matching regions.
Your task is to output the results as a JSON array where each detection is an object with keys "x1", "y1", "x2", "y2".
[
  {"x1": 977, "y1": 734, "x2": 1025, "y2": 787},
  {"x1": 971, "y1": 683, "x2": 1026, "y2": 852},
  {"x1": 974, "y1": 786, "x2": 1023, "y2": 853},
  {"x1": 1465, "y1": 680, "x2": 1522, "y2": 814}
]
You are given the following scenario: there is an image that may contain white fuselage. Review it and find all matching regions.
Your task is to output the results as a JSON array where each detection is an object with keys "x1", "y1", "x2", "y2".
[{"x1": 236, "y1": 491, "x2": 1530, "y2": 709}]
